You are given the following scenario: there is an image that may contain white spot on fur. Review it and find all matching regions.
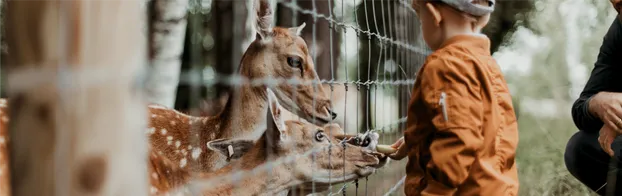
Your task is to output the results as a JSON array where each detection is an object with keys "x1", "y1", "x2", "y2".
[
  {"x1": 161, "y1": 129, "x2": 167, "y2": 135},
  {"x1": 151, "y1": 172, "x2": 158, "y2": 179},
  {"x1": 175, "y1": 150, "x2": 180, "y2": 154},
  {"x1": 167, "y1": 140, "x2": 172, "y2": 145},
  {"x1": 175, "y1": 141, "x2": 181, "y2": 148},
  {"x1": 191, "y1": 148, "x2": 202, "y2": 160},
  {"x1": 151, "y1": 114, "x2": 157, "y2": 118},
  {"x1": 167, "y1": 136, "x2": 173, "y2": 141},
  {"x1": 210, "y1": 132, "x2": 216, "y2": 139},
  {"x1": 150, "y1": 186, "x2": 158, "y2": 194},
  {"x1": 202, "y1": 118, "x2": 208, "y2": 124},
  {"x1": 147, "y1": 127, "x2": 155, "y2": 135},
  {"x1": 187, "y1": 145, "x2": 192, "y2": 150},
  {"x1": 181, "y1": 149, "x2": 187, "y2": 156},
  {"x1": 1, "y1": 117, "x2": 8, "y2": 123},
  {"x1": 215, "y1": 123, "x2": 220, "y2": 130},
  {"x1": 0, "y1": 137, "x2": 6, "y2": 145},
  {"x1": 158, "y1": 151, "x2": 163, "y2": 155},
  {"x1": 171, "y1": 121, "x2": 176, "y2": 126},
  {"x1": 180, "y1": 158, "x2": 187, "y2": 168}
]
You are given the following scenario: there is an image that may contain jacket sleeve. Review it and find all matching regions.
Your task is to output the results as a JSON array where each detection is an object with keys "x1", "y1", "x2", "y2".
[
  {"x1": 572, "y1": 17, "x2": 622, "y2": 133},
  {"x1": 419, "y1": 57, "x2": 484, "y2": 195}
]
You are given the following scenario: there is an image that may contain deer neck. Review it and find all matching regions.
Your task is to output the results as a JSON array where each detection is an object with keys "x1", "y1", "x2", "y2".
[
  {"x1": 218, "y1": 85, "x2": 268, "y2": 139},
  {"x1": 198, "y1": 139, "x2": 300, "y2": 195}
]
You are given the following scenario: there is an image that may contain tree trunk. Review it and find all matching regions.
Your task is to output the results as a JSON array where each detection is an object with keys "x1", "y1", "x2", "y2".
[
  {"x1": 356, "y1": 0, "x2": 382, "y2": 133},
  {"x1": 211, "y1": 0, "x2": 252, "y2": 98},
  {"x1": 174, "y1": 0, "x2": 252, "y2": 116},
  {"x1": 3, "y1": 1, "x2": 148, "y2": 195},
  {"x1": 145, "y1": 0, "x2": 189, "y2": 108},
  {"x1": 277, "y1": 0, "x2": 341, "y2": 81}
]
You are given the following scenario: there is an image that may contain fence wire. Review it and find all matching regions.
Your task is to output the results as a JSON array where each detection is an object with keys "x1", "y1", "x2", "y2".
[
  {"x1": 176, "y1": 0, "x2": 429, "y2": 195},
  {"x1": 2, "y1": 0, "x2": 430, "y2": 195}
]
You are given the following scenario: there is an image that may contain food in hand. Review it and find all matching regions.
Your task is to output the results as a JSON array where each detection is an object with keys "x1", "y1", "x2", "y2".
[{"x1": 376, "y1": 144, "x2": 397, "y2": 154}]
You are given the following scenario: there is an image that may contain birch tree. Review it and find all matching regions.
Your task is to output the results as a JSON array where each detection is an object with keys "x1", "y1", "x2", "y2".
[{"x1": 146, "y1": 0, "x2": 189, "y2": 108}]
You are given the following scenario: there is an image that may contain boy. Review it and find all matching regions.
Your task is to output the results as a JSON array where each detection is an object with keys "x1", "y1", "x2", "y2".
[{"x1": 388, "y1": 0, "x2": 519, "y2": 195}]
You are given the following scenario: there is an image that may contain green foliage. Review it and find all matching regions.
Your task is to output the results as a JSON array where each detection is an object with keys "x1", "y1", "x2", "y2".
[{"x1": 496, "y1": 0, "x2": 617, "y2": 195}]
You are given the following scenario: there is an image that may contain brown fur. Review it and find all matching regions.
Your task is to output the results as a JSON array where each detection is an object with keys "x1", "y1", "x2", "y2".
[
  {"x1": 0, "y1": 24, "x2": 334, "y2": 196},
  {"x1": 0, "y1": 1, "x2": 337, "y2": 195},
  {"x1": 0, "y1": 100, "x2": 10, "y2": 196},
  {"x1": 164, "y1": 91, "x2": 382, "y2": 196},
  {"x1": 147, "y1": 11, "x2": 334, "y2": 176}
]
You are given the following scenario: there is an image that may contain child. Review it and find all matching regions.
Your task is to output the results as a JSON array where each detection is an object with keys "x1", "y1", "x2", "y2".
[{"x1": 388, "y1": 0, "x2": 519, "y2": 195}]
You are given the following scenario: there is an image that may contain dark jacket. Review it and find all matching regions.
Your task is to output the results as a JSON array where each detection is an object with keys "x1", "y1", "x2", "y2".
[{"x1": 572, "y1": 16, "x2": 622, "y2": 133}]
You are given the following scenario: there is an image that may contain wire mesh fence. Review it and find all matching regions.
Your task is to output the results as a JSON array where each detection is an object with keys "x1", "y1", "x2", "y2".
[
  {"x1": 176, "y1": 0, "x2": 430, "y2": 195},
  {"x1": 0, "y1": 0, "x2": 431, "y2": 195}
]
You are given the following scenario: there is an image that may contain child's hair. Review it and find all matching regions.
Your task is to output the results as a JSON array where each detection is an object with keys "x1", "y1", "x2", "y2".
[{"x1": 413, "y1": 0, "x2": 492, "y2": 31}]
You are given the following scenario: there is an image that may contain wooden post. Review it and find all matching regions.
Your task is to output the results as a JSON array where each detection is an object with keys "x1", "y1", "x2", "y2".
[{"x1": 2, "y1": 1, "x2": 148, "y2": 196}]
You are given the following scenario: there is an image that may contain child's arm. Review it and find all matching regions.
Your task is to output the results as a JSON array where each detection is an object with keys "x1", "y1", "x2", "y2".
[{"x1": 419, "y1": 57, "x2": 484, "y2": 195}]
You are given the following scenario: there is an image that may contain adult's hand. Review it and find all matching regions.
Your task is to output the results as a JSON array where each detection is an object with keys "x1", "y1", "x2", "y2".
[
  {"x1": 589, "y1": 92, "x2": 622, "y2": 131},
  {"x1": 599, "y1": 125, "x2": 620, "y2": 156}
]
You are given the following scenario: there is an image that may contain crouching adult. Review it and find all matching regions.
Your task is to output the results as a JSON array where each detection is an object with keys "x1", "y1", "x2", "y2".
[{"x1": 565, "y1": 1, "x2": 622, "y2": 195}]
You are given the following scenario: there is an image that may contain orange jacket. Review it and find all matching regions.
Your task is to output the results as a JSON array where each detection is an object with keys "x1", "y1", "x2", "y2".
[{"x1": 403, "y1": 35, "x2": 519, "y2": 196}]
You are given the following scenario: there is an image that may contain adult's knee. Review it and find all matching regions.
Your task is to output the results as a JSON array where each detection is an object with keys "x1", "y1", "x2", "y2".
[
  {"x1": 564, "y1": 131, "x2": 614, "y2": 194},
  {"x1": 565, "y1": 131, "x2": 590, "y2": 177}
]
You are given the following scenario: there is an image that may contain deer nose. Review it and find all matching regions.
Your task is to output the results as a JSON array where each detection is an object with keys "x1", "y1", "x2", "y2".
[
  {"x1": 361, "y1": 136, "x2": 371, "y2": 147},
  {"x1": 327, "y1": 108, "x2": 337, "y2": 120}
]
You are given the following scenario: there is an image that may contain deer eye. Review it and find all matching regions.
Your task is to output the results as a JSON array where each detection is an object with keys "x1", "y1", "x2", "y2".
[
  {"x1": 287, "y1": 56, "x2": 303, "y2": 69},
  {"x1": 314, "y1": 130, "x2": 326, "y2": 142}
]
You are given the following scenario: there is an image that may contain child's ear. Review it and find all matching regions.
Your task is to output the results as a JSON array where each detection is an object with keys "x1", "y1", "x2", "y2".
[{"x1": 425, "y1": 2, "x2": 443, "y2": 26}]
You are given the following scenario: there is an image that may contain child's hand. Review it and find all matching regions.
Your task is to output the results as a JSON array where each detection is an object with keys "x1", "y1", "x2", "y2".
[{"x1": 388, "y1": 137, "x2": 408, "y2": 160}]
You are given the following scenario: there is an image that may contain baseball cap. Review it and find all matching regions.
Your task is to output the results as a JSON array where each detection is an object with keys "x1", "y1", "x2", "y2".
[{"x1": 439, "y1": 0, "x2": 495, "y2": 16}]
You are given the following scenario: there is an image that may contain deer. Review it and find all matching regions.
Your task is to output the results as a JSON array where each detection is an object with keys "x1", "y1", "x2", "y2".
[
  {"x1": 151, "y1": 89, "x2": 385, "y2": 196},
  {"x1": 145, "y1": 0, "x2": 339, "y2": 175},
  {"x1": 0, "y1": 0, "x2": 379, "y2": 193},
  {"x1": 0, "y1": 95, "x2": 375, "y2": 196}
]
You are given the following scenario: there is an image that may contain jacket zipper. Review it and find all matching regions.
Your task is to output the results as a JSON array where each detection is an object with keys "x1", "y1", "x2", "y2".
[{"x1": 439, "y1": 92, "x2": 448, "y2": 121}]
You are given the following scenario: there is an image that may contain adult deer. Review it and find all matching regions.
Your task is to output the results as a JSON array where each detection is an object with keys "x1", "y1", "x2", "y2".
[
  {"x1": 0, "y1": 93, "x2": 357, "y2": 196},
  {"x1": 155, "y1": 89, "x2": 383, "y2": 196},
  {"x1": 147, "y1": 0, "x2": 336, "y2": 174}
]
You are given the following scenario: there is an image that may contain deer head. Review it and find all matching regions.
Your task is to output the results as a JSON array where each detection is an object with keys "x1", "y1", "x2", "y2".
[
  {"x1": 239, "y1": 0, "x2": 336, "y2": 126},
  {"x1": 197, "y1": 89, "x2": 381, "y2": 194}
]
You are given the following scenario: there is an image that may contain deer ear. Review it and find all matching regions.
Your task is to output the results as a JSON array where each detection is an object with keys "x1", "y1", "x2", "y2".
[
  {"x1": 288, "y1": 22, "x2": 306, "y2": 36},
  {"x1": 266, "y1": 88, "x2": 287, "y2": 141},
  {"x1": 254, "y1": 0, "x2": 274, "y2": 40},
  {"x1": 207, "y1": 139, "x2": 255, "y2": 161}
]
